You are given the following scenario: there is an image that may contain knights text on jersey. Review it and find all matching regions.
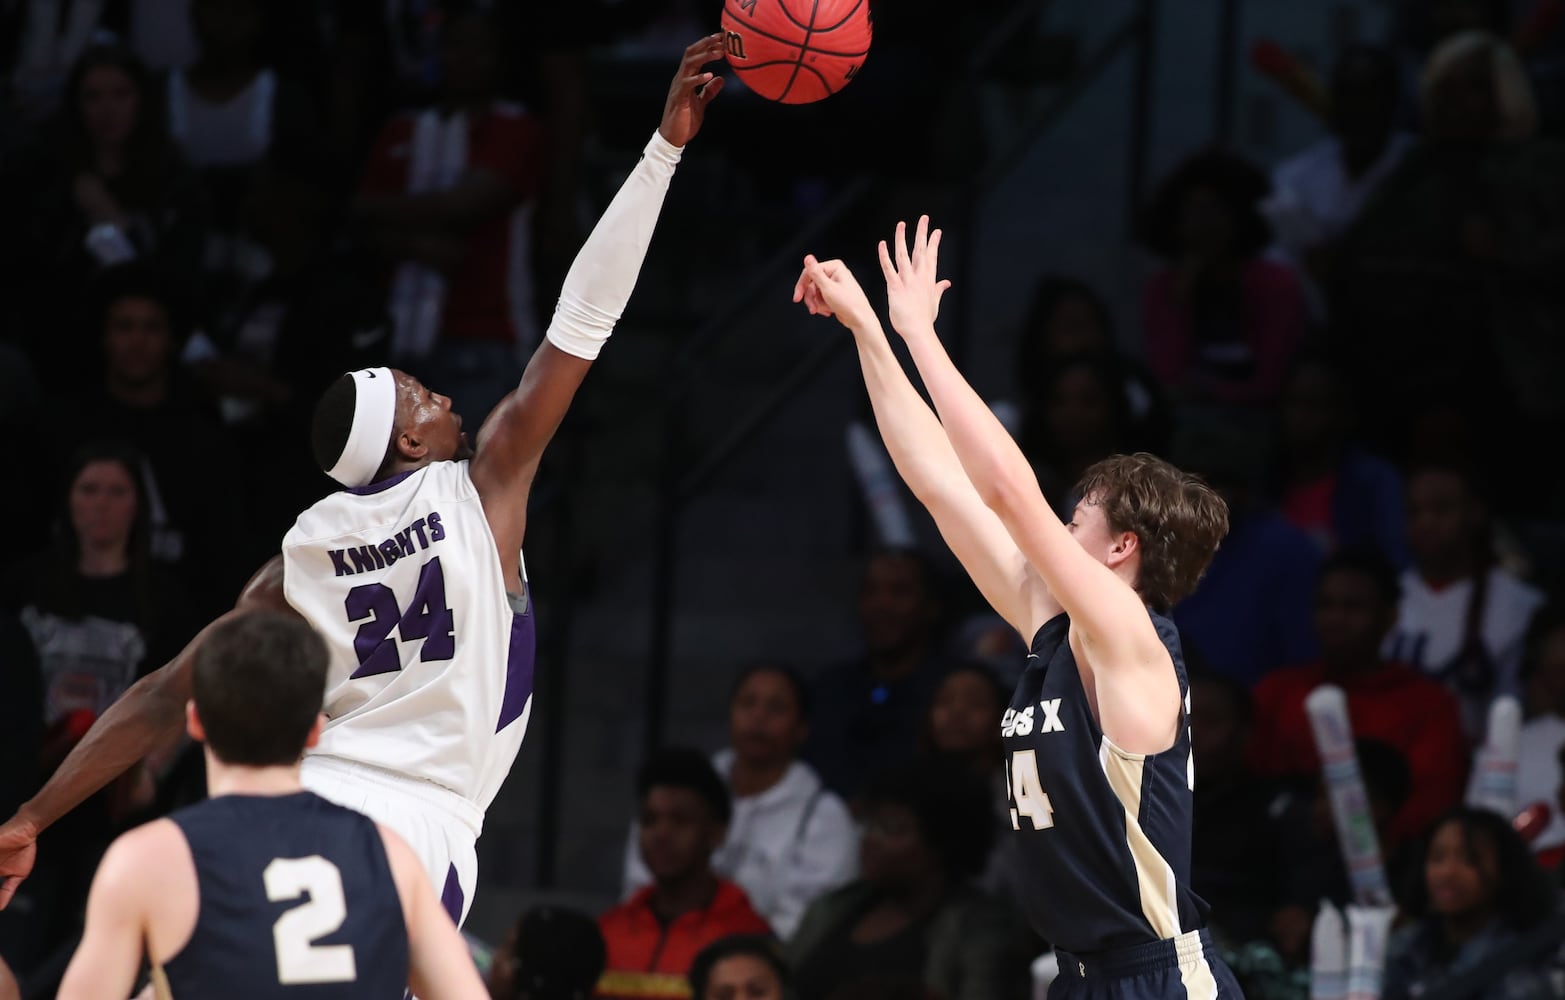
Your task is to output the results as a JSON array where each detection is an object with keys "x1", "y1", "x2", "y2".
[
  {"x1": 282, "y1": 462, "x2": 535, "y2": 812},
  {"x1": 161, "y1": 792, "x2": 409, "y2": 998},
  {"x1": 1002, "y1": 610, "x2": 1209, "y2": 954}
]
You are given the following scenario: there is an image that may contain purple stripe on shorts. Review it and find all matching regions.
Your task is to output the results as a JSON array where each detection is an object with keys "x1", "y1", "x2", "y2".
[
  {"x1": 496, "y1": 606, "x2": 536, "y2": 732},
  {"x1": 440, "y1": 863, "x2": 464, "y2": 924}
]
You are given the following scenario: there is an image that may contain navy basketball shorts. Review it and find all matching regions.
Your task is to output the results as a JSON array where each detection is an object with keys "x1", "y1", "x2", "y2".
[{"x1": 1052, "y1": 929, "x2": 1245, "y2": 1000}]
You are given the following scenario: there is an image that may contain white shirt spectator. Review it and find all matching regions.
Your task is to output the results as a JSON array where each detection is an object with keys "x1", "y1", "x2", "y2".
[
  {"x1": 1470, "y1": 714, "x2": 1565, "y2": 854},
  {"x1": 1387, "y1": 567, "x2": 1545, "y2": 736},
  {"x1": 1263, "y1": 133, "x2": 1415, "y2": 317},
  {"x1": 622, "y1": 749, "x2": 858, "y2": 938}
]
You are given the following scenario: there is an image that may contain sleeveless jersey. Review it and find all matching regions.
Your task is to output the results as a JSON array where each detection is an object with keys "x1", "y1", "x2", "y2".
[
  {"x1": 282, "y1": 461, "x2": 535, "y2": 812},
  {"x1": 161, "y1": 792, "x2": 408, "y2": 998},
  {"x1": 1001, "y1": 610, "x2": 1208, "y2": 954}
]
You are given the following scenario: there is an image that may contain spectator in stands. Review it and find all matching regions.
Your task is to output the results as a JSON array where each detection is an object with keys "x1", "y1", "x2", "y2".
[
  {"x1": 686, "y1": 935, "x2": 788, "y2": 1000},
  {"x1": 0, "y1": 609, "x2": 42, "y2": 829},
  {"x1": 787, "y1": 758, "x2": 1030, "y2": 1000},
  {"x1": 1016, "y1": 352, "x2": 1134, "y2": 522},
  {"x1": 1013, "y1": 276, "x2": 1170, "y2": 456},
  {"x1": 1387, "y1": 459, "x2": 1545, "y2": 738},
  {"x1": 1270, "y1": 353, "x2": 1409, "y2": 567},
  {"x1": 1137, "y1": 149, "x2": 1307, "y2": 411},
  {"x1": 165, "y1": 0, "x2": 318, "y2": 325},
  {"x1": 1, "y1": 442, "x2": 196, "y2": 736},
  {"x1": 623, "y1": 664, "x2": 858, "y2": 938},
  {"x1": 1497, "y1": 602, "x2": 1565, "y2": 868},
  {"x1": 485, "y1": 905, "x2": 606, "y2": 1000},
  {"x1": 1382, "y1": 807, "x2": 1561, "y2": 1000},
  {"x1": 1249, "y1": 546, "x2": 1468, "y2": 846},
  {"x1": 1171, "y1": 422, "x2": 1320, "y2": 686},
  {"x1": 21, "y1": 44, "x2": 206, "y2": 389},
  {"x1": 1329, "y1": 31, "x2": 1560, "y2": 482},
  {"x1": 165, "y1": 0, "x2": 314, "y2": 177},
  {"x1": 1188, "y1": 673, "x2": 1280, "y2": 946},
  {"x1": 598, "y1": 748, "x2": 771, "y2": 1000},
  {"x1": 1262, "y1": 45, "x2": 1414, "y2": 318},
  {"x1": 46, "y1": 263, "x2": 251, "y2": 617},
  {"x1": 352, "y1": 2, "x2": 548, "y2": 424},
  {"x1": 1268, "y1": 739, "x2": 1415, "y2": 965},
  {"x1": 921, "y1": 663, "x2": 1033, "y2": 937},
  {"x1": 806, "y1": 548, "x2": 949, "y2": 803},
  {"x1": 0, "y1": 441, "x2": 199, "y2": 984}
]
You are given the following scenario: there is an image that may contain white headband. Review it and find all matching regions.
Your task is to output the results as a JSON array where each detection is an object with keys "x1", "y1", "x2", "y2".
[{"x1": 327, "y1": 368, "x2": 398, "y2": 488}]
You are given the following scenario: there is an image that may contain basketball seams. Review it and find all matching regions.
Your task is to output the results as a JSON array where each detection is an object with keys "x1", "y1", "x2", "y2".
[
  {"x1": 724, "y1": 0, "x2": 870, "y2": 102},
  {"x1": 721, "y1": 14, "x2": 869, "y2": 59},
  {"x1": 777, "y1": 0, "x2": 820, "y2": 102}
]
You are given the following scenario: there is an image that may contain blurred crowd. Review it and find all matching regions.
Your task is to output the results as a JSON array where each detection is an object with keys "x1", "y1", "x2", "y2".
[{"x1": 2, "y1": 0, "x2": 1565, "y2": 998}]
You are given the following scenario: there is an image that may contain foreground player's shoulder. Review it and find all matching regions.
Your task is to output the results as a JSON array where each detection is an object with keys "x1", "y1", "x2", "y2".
[{"x1": 95, "y1": 819, "x2": 192, "y2": 901}]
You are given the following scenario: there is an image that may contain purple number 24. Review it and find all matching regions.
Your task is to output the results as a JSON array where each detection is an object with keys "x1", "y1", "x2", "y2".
[{"x1": 344, "y1": 557, "x2": 456, "y2": 678}]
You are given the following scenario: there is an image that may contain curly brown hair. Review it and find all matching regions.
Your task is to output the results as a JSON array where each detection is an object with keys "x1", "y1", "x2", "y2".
[{"x1": 1073, "y1": 453, "x2": 1229, "y2": 612}]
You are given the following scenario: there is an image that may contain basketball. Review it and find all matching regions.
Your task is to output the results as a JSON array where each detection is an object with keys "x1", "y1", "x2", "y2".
[{"x1": 720, "y1": 0, "x2": 873, "y2": 105}]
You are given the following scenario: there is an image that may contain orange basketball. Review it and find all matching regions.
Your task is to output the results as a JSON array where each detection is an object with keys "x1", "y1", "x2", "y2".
[{"x1": 719, "y1": 0, "x2": 873, "y2": 105}]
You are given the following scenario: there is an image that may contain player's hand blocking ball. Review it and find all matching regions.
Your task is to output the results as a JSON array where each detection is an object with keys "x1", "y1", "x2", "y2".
[{"x1": 721, "y1": 0, "x2": 872, "y2": 104}]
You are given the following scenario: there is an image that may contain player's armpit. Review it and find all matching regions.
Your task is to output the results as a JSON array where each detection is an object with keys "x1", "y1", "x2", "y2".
[
  {"x1": 57, "y1": 837, "x2": 156, "y2": 1000},
  {"x1": 378, "y1": 827, "x2": 488, "y2": 999},
  {"x1": 468, "y1": 341, "x2": 593, "y2": 551}
]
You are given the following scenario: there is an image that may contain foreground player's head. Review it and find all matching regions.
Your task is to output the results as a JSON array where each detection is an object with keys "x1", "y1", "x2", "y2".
[
  {"x1": 310, "y1": 368, "x2": 472, "y2": 489},
  {"x1": 187, "y1": 611, "x2": 329, "y2": 767},
  {"x1": 1068, "y1": 453, "x2": 1229, "y2": 612},
  {"x1": 635, "y1": 747, "x2": 731, "y2": 884}
]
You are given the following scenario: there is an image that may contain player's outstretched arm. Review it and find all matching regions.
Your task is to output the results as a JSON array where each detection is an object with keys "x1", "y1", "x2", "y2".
[
  {"x1": 794, "y1": 256, "x2": 1060, "y2": 640},
  {"x1": 468, "y1": 34, "x2": 726, "y2": 554},
  {"x1": 0, "y1": 557, "x2": 294, "y2": 909},
  {"x1": 879, "y1": 221, "x2": 1172, "y2": 687},
  {"x1": 379, "y1": 826, "x2": 489, "y2": 999}
]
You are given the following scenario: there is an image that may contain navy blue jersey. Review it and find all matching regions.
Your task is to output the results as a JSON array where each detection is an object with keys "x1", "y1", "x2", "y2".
[
  {"x1": 161, "y1": 791, "x2": 409, "y2": 998},
  {"x1": 1002, "y1": 610, "x2": 1208, "y2": 954}
]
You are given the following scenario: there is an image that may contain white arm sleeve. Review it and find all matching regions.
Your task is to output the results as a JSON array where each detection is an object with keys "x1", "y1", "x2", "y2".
[{"x1": 545, "y1": 130, "x2": 683, "y2": 361}]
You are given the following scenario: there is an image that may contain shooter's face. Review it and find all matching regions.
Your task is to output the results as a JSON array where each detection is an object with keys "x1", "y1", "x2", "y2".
[
  {"x1": 1425, "y1": 821, "x2": 1496, "y2": 918},
  {"x1": 393, "y1": 373, "x2": 471, "y2": 463},
  {"x1": 638, "y1": 787, "x2": 723, "y2": 884}
]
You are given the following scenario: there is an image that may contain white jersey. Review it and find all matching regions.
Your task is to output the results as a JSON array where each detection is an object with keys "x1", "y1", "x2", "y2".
[{"x1": 282, "y1": 461, "x2": 533, "y2": 814}]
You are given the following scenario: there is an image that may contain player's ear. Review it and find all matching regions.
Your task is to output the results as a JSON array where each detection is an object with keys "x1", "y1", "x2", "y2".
[
  {"x1": 304, "y1": 713, "x2": 326, "y2": 750},
  {"x1": 185, "y1": 700, "x2": 205, "y2": 743},
  {"x1": 394, "y1": 428, "x2": 428, "y2": 462},
  {"x1": 1110, "y1": 530, "x2": 1139, "y2": 564}
]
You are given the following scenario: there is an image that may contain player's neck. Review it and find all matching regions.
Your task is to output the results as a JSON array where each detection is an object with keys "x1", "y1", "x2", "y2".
[{"x1": 206, "y1": 759, "x2": 304, "y2": 798}]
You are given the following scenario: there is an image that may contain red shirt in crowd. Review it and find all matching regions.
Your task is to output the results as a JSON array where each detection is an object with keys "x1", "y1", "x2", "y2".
[
  {"x1": 595, "y1": 879, "x2": 772, "y2": 999},
  {"x1": 1248, "y1": 660, "x2": 1469, "y2": 846},
  {"x1": 358, "y1": 102, "x2": 546, "y2": 346}
]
